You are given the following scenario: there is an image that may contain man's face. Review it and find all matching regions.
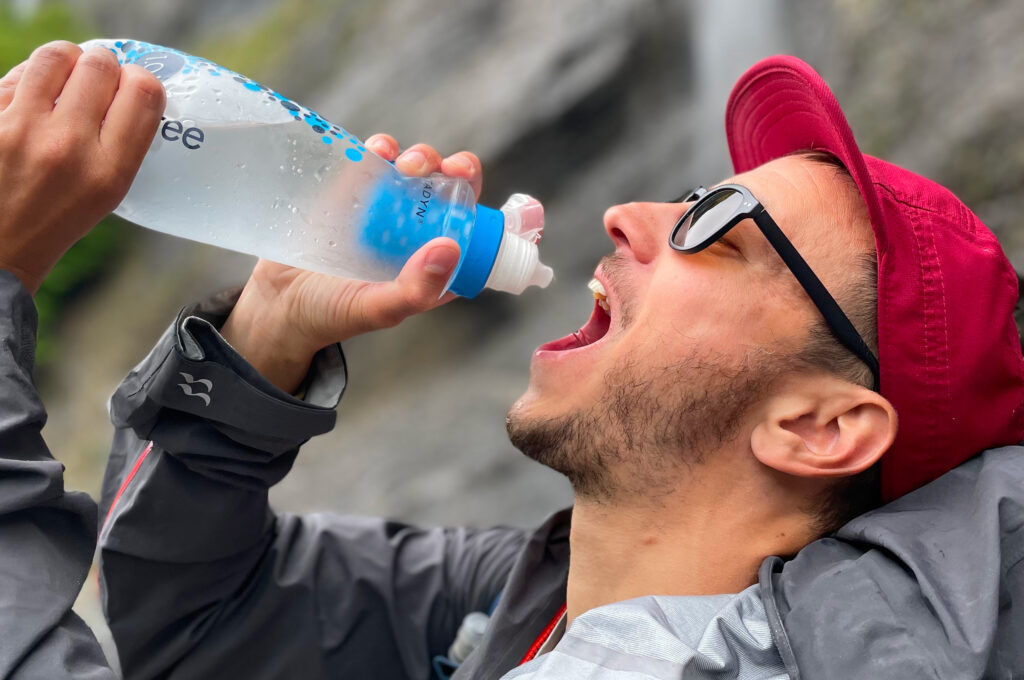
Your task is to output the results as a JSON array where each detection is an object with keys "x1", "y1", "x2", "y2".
[{"x1": 506, "y1": 155, "x2": 875, "y2": 501}]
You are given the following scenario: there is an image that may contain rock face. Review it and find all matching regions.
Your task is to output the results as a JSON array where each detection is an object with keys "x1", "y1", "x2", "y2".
[
  {"x1": 788, "y1": 0, "x2": 1024, "y2": 263},
  {"x1": 50, "y1": 0, "x2": 1024, "y2": 531}
]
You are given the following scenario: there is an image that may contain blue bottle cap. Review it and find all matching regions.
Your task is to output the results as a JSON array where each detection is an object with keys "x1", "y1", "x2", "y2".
[{"x1": 449, "y1": 205, "x2": 504, "y2": 298}]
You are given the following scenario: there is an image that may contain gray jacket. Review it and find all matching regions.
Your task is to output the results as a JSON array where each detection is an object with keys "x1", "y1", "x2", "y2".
[
  {"x1": 0, "y1": 271, "x2": 116, "y2": 679},
  {"x1": 1, "y1": 268, "x2": 1021, "y2": 679},
  {"x1": 97, "y1": 290, "x2": 1024, "y2": 679}
]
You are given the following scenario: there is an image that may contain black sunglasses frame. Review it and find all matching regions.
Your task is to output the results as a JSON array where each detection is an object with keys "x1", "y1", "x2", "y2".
[{"x1": 669, "y1": 183, "x2": 881, "y2": 391}]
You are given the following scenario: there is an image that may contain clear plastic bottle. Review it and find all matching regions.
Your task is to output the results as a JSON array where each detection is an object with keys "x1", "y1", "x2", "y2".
[{"x1": 80, "y1": 39, "x2": 553, "y2": 297}]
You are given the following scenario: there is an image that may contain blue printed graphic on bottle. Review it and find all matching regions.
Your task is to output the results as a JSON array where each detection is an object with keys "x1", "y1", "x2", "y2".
[
  {"x1": 360, "y1": 176, "x2": 474, "y2": 269},
  {"x1": 107, "y1": 40, "x2": 365, "y2": 158}
]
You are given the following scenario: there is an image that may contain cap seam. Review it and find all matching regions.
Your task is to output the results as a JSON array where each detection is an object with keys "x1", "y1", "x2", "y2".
[{"x1": 903, "y1": 203, "x2": 953, "y2": 464}]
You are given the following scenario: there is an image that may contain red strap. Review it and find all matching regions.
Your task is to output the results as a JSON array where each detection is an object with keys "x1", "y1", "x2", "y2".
[
  {"x1": 102, "y1": 441, "x2": 154, "y2": 529},
  {"x1": 519, "y1": 602, "x2": 567, "y2": 665}
]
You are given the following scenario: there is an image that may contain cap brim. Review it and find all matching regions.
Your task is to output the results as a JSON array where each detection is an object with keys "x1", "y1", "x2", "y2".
[{"x1": 725, "y1": 55, "x2": 889, "y2": 253}]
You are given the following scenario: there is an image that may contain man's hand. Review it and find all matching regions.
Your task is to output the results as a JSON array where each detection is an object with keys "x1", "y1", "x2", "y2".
[
  {"x1": 0, "y1": 41, "x2": 165, "y2": 293},
  {"x1": 220, "y1": 134, "x2": 483, "y2": 393}
]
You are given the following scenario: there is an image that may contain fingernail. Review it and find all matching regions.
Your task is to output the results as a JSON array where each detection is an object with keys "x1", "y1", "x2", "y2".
[
  {"x1": 425, "y1": 246, "x2": 459, "y2": 275},
  {"x1": 448, "y1": 155, "x2": 474, "y2": 174},
  {"x1": 398, "y1": 150, "x2": 426, "y2": 172}
]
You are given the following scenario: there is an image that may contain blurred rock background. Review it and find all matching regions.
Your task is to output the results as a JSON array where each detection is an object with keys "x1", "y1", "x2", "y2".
[{"x1": 3, "y1": 0, "x2": 1023, "y2": 673}]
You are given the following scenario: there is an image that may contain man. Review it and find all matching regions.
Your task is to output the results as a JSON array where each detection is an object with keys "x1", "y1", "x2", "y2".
[
  {"x1": 96, "y1": 54, "x2": 1024, "y2": 679},
  {"x1": 1, "y1": 43, "x2": 1022, "y2": 679}
]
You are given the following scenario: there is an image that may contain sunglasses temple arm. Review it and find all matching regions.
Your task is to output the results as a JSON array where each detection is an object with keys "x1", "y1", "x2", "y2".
[{"x1": 753, "y1": 211, "x2": 882, "y2": 391}]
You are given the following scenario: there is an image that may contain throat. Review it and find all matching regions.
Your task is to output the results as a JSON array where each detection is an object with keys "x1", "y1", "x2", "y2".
[{"x1": 564, "y1": 499, "x2": 772, "y2": 626}]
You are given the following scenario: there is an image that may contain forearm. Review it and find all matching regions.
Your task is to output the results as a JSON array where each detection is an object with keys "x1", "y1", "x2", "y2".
[
  {"x1": 219, "y1": 280, "x2": 319, "y2": 394},
  {"x1": 0, "y1": 270, "x2": 115, "y2": 679},
  {"x1": 100, "y1": 292, "x2": 527, "y2": 679},
  {"x1": 100, "y1": 292, "x2": 343, "y2": 677}
]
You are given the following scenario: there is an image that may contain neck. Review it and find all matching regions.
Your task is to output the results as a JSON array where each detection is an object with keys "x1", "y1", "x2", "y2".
[{"x1": 565, "y1": 478, "x2": 813, "y2": 625}]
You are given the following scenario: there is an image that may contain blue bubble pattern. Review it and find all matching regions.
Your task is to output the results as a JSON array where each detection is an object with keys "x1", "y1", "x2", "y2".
[{"x1": 108, "y1": 40, "x2": 365, "y2": 161}]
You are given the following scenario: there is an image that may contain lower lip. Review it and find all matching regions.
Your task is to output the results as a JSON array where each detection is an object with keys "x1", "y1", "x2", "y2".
[{"x1": 533, "y1": 302, "x2": 611, "y2": 362}]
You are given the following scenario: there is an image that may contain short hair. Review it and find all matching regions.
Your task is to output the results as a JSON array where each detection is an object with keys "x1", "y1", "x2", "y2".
[{"x1": 790, "y1": 150, "x2": 882, "y2": 534}]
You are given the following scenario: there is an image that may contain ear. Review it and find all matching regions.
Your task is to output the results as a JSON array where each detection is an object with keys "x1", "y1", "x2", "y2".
[{"x1": 750, "y1": 375, "x2": 897, "y2": 478}]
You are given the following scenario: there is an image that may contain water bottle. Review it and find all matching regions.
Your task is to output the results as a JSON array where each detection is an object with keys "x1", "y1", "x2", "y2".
[{"x1": 79, "y1": 39, "x2": 553, "y2": 297}]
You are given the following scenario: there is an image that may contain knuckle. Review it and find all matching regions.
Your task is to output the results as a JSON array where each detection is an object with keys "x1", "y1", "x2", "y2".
[
  {"x1": 79, "y1": 48, "x2": 120, "y2": 77},
  {"x1": 32, "y1": 41, "x2": 80, "y2": 69},
  {"x1": 122, "y1": 65, "x2": 166, "y2": 110},
  {"x1": 36, "y1": 141, "x2": 68, "y2": 171},
  {"x1": 89, "y1": 164, "x2": 128, "y2": 203},
  {"x1": 403, "y1": 287, "x2": 434, "y2": 313},
  {"x1": 374, "y1": 308, "x2": 403, "y2": 329}
]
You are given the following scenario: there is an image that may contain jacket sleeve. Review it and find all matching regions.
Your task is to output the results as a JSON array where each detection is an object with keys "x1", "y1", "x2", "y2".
[
  {"x1": 98, "y1": 291, "x2": 526, "y2": 680},
  {"x1": 0, "y1": 270, "x2": 117, "y2": 680}
]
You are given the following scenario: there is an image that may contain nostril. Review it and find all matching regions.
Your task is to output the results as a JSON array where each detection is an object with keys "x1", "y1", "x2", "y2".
[{"x1": 608, "y1": 226, "x2": 629, "y2": 248}]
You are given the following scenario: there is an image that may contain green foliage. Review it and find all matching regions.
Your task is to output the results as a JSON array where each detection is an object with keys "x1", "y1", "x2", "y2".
[{"x1": 0, "y1": 3, "x2": 129, "y2": 370}]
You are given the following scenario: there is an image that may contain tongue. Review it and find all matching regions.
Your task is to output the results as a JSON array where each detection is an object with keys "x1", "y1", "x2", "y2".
[{"x1": 540, "y1": 302, "x2": 610, "y2": 352}]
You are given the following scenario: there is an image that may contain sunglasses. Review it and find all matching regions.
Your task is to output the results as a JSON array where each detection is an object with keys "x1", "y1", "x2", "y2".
[{"x1": 669, "y1": 183, "x2": 880, "y2": 391}]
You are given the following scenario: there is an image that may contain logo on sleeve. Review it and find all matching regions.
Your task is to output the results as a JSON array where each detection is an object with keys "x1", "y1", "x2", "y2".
[{"x1": 177, "y1": 372, "x2": 213, "y2": 406}]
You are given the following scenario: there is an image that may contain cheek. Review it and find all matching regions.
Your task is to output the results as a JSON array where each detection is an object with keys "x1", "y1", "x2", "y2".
[{"x1": 634, "y1": 268, "x2": 803, "y2": 359}]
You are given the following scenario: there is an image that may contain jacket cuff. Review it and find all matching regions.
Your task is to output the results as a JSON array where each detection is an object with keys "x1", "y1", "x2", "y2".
[{"x1": 110, "y1": 289, "x2": 346, "y2": 454}]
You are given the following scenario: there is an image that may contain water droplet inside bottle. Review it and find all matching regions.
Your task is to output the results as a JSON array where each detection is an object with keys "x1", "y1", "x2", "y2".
[
  {"x1": 328, "y1": 240, "x2": 336, "y2": 247},
  {"x1": 286, "y1": 229, "x2": 293, "y2": 237},
  {"x1": 314, "y1": 164, "x2": 331, "y2": 183},
  {"x1": 290, "y1": 206, "x2": 298, "y2": 214}
]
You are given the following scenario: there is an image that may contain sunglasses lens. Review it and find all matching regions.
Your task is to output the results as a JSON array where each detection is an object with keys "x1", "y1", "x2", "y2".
[{"x1": 673, "y1": 189, "x2": 744, "y2": 250}]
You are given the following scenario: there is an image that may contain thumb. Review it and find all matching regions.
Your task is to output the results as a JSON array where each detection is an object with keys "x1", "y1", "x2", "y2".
[
  {"x1": 396, "y1": 237, "x2": 461, "y2": 306},
  {"x1": 346, "y1": 238, "x2": 461, "y2": 335}
]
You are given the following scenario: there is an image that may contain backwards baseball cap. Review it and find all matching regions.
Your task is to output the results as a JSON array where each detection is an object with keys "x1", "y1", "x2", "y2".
[{"x1": 725, "y1": 55, "x2": 1024, "y2": 502}]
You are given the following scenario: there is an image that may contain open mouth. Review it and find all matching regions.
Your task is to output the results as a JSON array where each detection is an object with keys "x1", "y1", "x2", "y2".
[{"x1": 537, "y1": 278, "x2": 613, "y2": 352}]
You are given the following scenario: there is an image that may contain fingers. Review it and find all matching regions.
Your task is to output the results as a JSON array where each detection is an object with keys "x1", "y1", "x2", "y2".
[
  {"x1": 11, "y1": 41, "x2": 81, "y2": 112},
  {"x1": 395, "y1": 142, "x2": 443, "y2": 176},
  {"x1": 365, "y1": 132, "x2": 483, "y2": 198},
  {"x1": 365, "y1": 133, "x2": 399, "y2": 161},
  {"x1": 0, "y1": 60, "x2": 28, "y2": 112},
  {"x1": 54, "y1": 47, "x2": 122, "y2": 130},
  {"x1": 441, "y1": 151, "x2": 483, "y2": 200},
  {"x1": 99, "y1": 64, "x2": 166, "y2": 170}
]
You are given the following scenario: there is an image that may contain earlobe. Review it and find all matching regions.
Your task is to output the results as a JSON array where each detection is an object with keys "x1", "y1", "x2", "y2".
[{"x1": 751, "y1": 381, "x2": 897, "y2": 479}]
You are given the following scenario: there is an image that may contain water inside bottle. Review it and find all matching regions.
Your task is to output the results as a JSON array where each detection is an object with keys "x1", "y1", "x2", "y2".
[{"x1": 118, "y1": 117, "x2": 476, "y2": 282}]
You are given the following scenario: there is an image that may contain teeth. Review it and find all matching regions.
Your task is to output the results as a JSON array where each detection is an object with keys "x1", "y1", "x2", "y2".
[{"x1": 588, "y1": 278, "x2": 610, "y2": 313}]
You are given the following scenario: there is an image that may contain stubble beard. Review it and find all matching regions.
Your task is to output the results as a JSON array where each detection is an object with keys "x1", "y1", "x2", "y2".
[{"x1": 506, "y1": 349, "x2": 783, "y2": 505}]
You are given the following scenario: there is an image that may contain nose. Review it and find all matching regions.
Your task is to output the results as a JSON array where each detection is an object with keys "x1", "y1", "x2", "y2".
[{"x1": 602, "y1": 202, "x2": 685, "y2": 265}]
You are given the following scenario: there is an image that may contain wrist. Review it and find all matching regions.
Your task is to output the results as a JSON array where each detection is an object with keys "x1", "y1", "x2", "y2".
[
  {"x1": 220, "y1": 290, "x2": 321, "y2": 394},
  {"x1": 0, "y1": 259, "x2": 44, "y2": 295}
]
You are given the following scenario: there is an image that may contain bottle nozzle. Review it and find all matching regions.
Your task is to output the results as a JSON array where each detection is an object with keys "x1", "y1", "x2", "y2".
[
  {"x1": 484, "y1": 229, "x2": 554, "y2": 294},
  {"x1": 483, "y1": 194, "x2": 553, "y2": 294}
]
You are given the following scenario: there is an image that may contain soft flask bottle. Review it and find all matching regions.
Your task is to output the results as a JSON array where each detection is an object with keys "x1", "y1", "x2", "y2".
[{"x1": 80, "y1": 39, "x2": 553, "y2": 296}]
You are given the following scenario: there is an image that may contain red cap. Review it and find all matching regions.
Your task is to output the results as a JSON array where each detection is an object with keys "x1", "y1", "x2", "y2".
[{"x1": 725, "y1": 55, "x2": 1024, "y2": 502}]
